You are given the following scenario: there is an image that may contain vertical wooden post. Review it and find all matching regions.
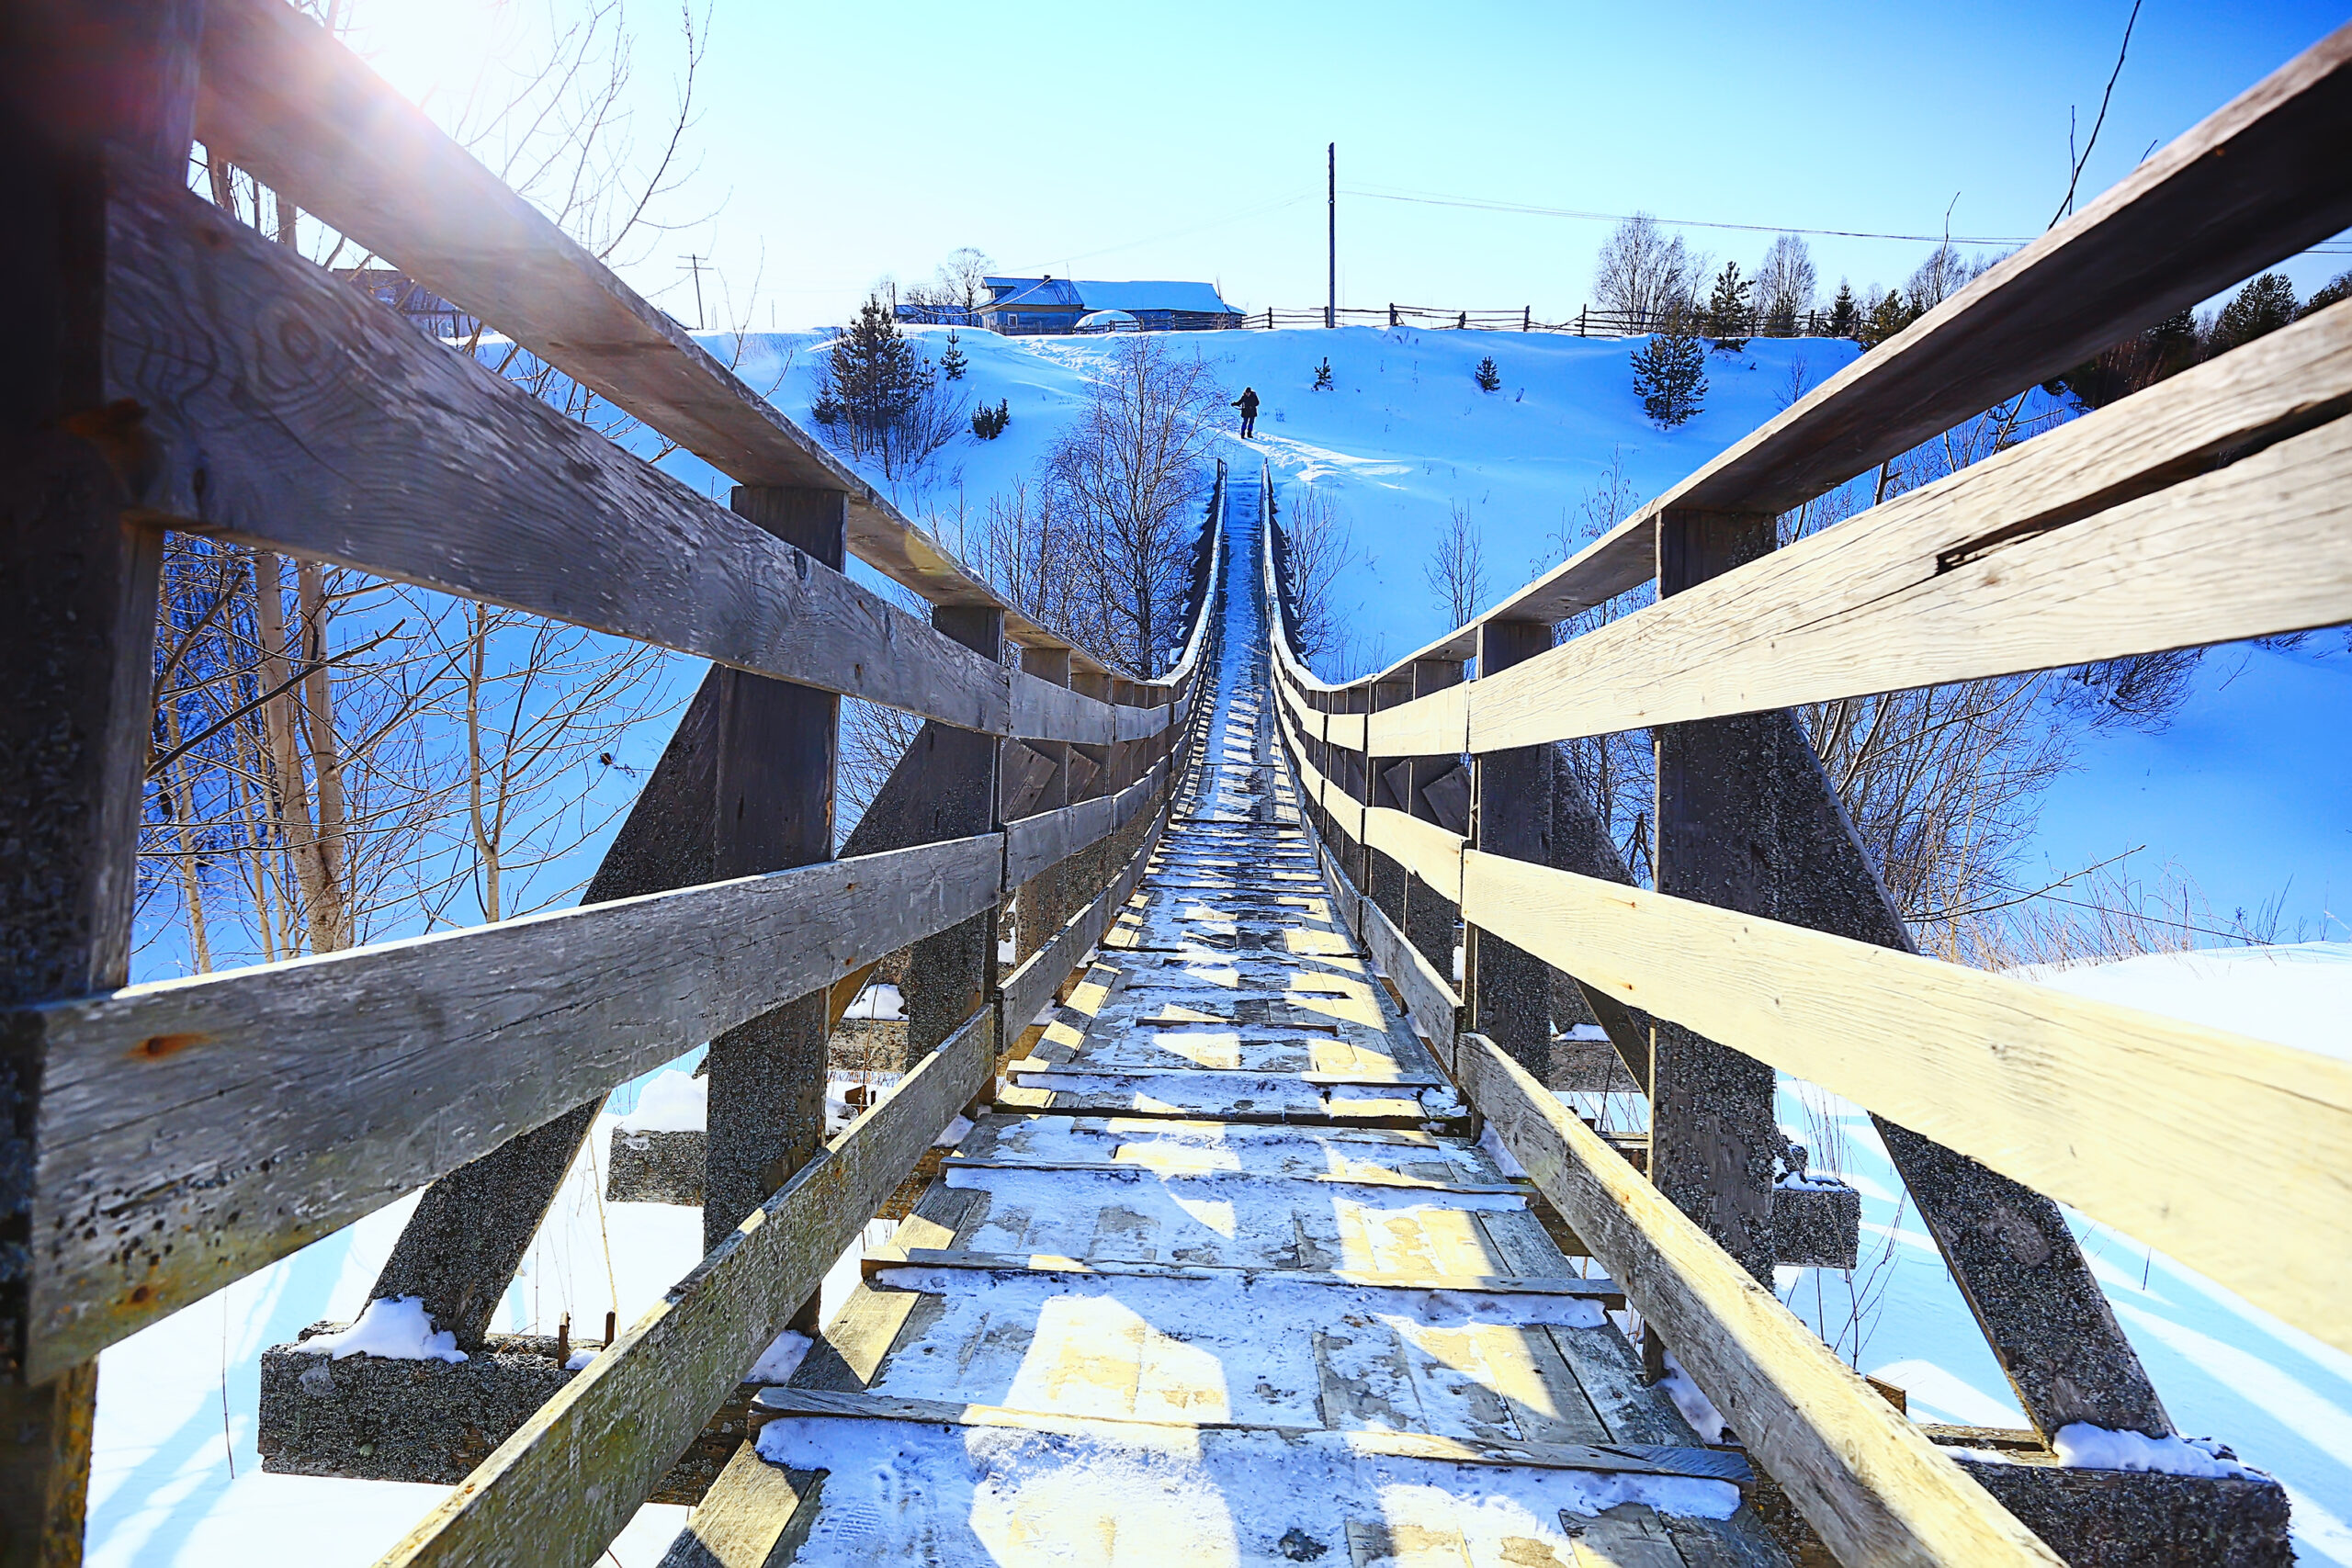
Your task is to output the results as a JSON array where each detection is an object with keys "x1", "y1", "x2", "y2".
[
  {"x1": 907, "y1": 606, "x2": 1004, "y2": 1060},
  {"x1": 0, "y1": 0, "x2": 200, "y2": 1552},
  {"x1": 1363, "y1": 676, "x2": 1413, "y2": 929},
  {"x1": 1068, "y1": 668, "x2": 1113, "y2": 916},
  {"x1": 1013, "y1": 649, "x2": 1072, "y2": 964},
  {"x1": 1650, "y1": 509, "x2": 1781, "y2": 1285},
  {"x1": 1468, "y1": 624, "x2": 1553, "y2": 1080},
  {"x1": 702, "y1": 489, "x2": 846, "y2": 1255},
  {"x1": 1401, "y1": 658, "x2": 1464, "y2": 978}
]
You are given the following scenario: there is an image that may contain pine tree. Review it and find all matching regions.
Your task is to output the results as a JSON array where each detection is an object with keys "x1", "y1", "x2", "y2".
[
  {"x1": 970, "y1": 398, "x2": 1010, "y2": 439},
  {"x1": 1312, "y1": 356, "x2": 1334, "y2": 391},
  {"x1": 1630, "y1": 310, "x2": 1706, "y2": 427},
  {"x1": 1826, "y1": 281, "x2": 1860, "y2": 339},
  {"x1": 1704, "y1": 262, "x2": 1753, "y2": 353},
  {"x1": 2210, "y1": 273, "x2": 2298, "y2": 354},
  {"x1": 1857, "y1": 288, "x2": 1918, "y2": 351},
  {"x1": 940, "y1": 330, "x2": 968, "y2": 381},
  {"x1": 2301, "y1": 268, "x2": 2352, "y2": 320},
  {"x1": 1473, "y1": 355, "x2": 1501, "y2": 392},
  {"x1": 812, "y1": 297, "x2": 933, "y2": 457}
]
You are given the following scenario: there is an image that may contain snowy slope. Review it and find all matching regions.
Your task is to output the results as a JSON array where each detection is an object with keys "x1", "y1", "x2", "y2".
[{"x1": 664, "y1": 322, "x2": 1857, "y2": 671}]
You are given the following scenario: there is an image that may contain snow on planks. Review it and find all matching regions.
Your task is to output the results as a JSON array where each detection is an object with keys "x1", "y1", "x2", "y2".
[{"x1": 656, "y1": 491, "x2": 1788, "y2": 1566}]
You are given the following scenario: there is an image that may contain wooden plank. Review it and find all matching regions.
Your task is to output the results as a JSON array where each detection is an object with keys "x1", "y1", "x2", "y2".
[
  {"x1": 1356, "y1": 868, "x2": 1464, "y2": 1070},
  {"x1": 704, "y1": 488, "x2": 845, "y2": 1258},
  {"x1": 1454, "y1": 1032, "x2": 2061, "y2": 1567},
  {"x1": 906, "y1": 608, "x2": 1003, "y2": 1064},
  {"x1": 372, "y1": 671, "x2": 728, "y2": 1348},
  {"x1": 999, "y1": 801, "x2": 1171, "y2": 1034},
  {"x1": 1114, "y1": 699, "x2": 1171, "y2": 743},
  {"x1": 1471, "y1": 309, "x2": 2352, "y2": 753},
  {"x1": 747, "y1": 1387, "x2": 1750, "y2": 1487},
  {"x1": 0, "y1": 0, "x2": 198, "y2": 1547},
  {"x1": 13, "y1": 835, "x2": 1001, "y2": 1379},
  {"x1": 864, "y1": 1248, "x2": 1618, "y2": 1303},
  {"x1": 655, "y1": 1448, "x2": 821, "y2": 1568},
  {"x1": 1459, "y1": 849, "x2": 2352, "y2": 1360},
  {"x1": 1650, "y1": 512, "x2": 1780, "y2": 1286},
  {"x1": 99, "y1": 154, "x2": 1013, "y2": 735},
  {"x1": 1469, "y1": 621, "x2": 1555, "y2": 1083},
  {"x1": 1011, "y1": 668, "x2": 1114, "y2": 744},
  {"x1": 188, "y1": 0, "x2": 1123, "y2": 673},
  {"x1": 1004, "y1": 795, "x2": 1116, "y2": 890},
  {"x1": 1363, "y1": 805, "x2": 1466, "y2": 904},
  {"x1": 381, "y1": 1010, "x2": 996, "y2": 1568}
]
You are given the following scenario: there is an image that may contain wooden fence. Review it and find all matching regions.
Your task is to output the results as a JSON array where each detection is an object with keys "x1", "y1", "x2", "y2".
[
  {"x1": 0, "y1": 0, "x2": 1225, "y2": 1561},
  {"x1": 1259, "y1": 21, "x2": 2352, "y2": 1566},
  {"x1": 1248, "y1": 303, "x2": 1838, "y2": 336}
]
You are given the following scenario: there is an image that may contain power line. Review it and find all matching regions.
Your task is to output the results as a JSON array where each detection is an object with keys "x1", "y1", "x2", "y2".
[{"x1": 1341, "y1": 182, "x2": 2352, "y2": 255}]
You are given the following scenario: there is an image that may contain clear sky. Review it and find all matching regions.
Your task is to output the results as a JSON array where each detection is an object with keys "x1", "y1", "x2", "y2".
[{"x1": 353, "y1": 1, "x2": 2349, "y2": 331}]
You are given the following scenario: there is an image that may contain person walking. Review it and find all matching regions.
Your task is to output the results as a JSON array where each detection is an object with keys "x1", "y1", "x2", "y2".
[{"x1": 1232, "y1": 386, "x2": 1261, "y2": 439}]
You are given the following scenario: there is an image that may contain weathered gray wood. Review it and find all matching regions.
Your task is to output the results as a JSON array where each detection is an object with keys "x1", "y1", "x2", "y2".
[
  {"x1": 370, "y1": 671, "x2": 728, "y2": 1348},
  {"x1": 1401, "y1": 661, "x2": 1467, "y2": 979},
  {"x1": 98, "y1": 155, "x2": 1013, "y2": 734},
  {"x1": 752, "y1": 1387, "x2": 1752, "y2": 1488},
  {"x1": 1651, "y1": 511, "x2": 1780, "y2": 1287},
  {"x1": 1004, "y1": 796, "x2": 1115, "y2": 890},
  {"x1": 908, "y1": 606, "x2": 1004, "y2": 1063},
  {"x1": 1469, "y1": 621, "x2": 1555, "y2": 1083},
  {"x1": 1011, "y1": 668, "x2": 1114, "y2": 744},
  {"x1": 705, "y1": 488, "x2": 845, "y2": 1254},
  {"x1": 1750, "y1": 711, "x2": 2171, "y2": 1438},
  {"x1": 1455, "y1": 1033, "x2": 2060, "y2": 1568},
  {"x1": 1355, "y1": 863, "x2": 1464, "y2": 1071},
  {"x1": 187, "y1": 0, "x2": 1117, "y2": 674},
  {"x1": 14, "y1": 835, "x2": 1001, "y2": 1378},
  {"x1": 381, "y1": 1009, "x2": 996, "y2": 1568},
  {"x1": 865, "y1": 1248, "x2": 1618, "y2": 1302},
  {"x1": 999, "y1": 801, "x2": 1171, "y2": 1035},
  {"x1": 0, "y1": 1, "x2": 198, "y2": 1547},
  {"x1": 1546, "y1": 748, "x2": 1655, "y2": 1094},
  {"x1": 1011, "y1": 651, "x2": 1075, "y2": 967}
]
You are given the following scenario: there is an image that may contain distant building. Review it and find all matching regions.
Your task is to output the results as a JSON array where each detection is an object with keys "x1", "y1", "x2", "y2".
[
  {"x1": 336, "y1": 266, "x2": 481, "y2": 340},
  {"x1": 903, "y1": 277, "x2": 1244, "y2": 334}
]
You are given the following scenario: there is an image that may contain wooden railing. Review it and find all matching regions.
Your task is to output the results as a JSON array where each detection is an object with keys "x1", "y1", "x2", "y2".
[
  {"x1": 0, "y1": 0, "x2": 1226, "y2": 1560},
  {"x1": 1259, "y1": 22, "x2": 2352, "y2": 1568}
]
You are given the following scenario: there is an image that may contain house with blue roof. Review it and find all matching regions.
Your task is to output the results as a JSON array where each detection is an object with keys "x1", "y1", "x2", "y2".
[{"x1": 972, "y1": 276, "x2": 1243, "y2": 334}]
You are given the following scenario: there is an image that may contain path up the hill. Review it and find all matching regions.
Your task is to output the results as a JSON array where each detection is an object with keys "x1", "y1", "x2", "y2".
[{"x1": 664, "y1": 481, "x2": 1786, "y2": 1566}]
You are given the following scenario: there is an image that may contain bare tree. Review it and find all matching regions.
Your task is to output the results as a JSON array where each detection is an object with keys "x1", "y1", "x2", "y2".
[
  {"x1": 1753, "y1": 233, "x2": 1818, "y2": 335},
  {"x1": 1278, "y1": 486, "x2": 1357, "y2": 672},
  {"x1": 1591, "y1": 212, "x2": 1702, "y2": 327},
  {"x1": 1046, "y1": 337, "x2": 1227, "y2": 675},
  {"x1": 1424, "y1": 502, "x2": 1488, "y2": 633}
]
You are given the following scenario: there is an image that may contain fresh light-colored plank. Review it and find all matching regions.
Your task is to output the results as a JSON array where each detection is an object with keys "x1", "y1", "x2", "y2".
[
  {"x1": 17, "y1": 833, "x2": 999, "y2": 1378},
  {"x1": 379, "y1": 1010, "x2": 997, "y2": 1568},
  {"x1": 1363, "y1": 805, "x2": 1466, "y2": 906},
  {"x1": 1460, "y1": 849, "x2": 2352, "y2": 1359},
  {"x1": 1472, "y1": 317, "x2": 2352, "y2": 752},
  {"x1": 1455, "y1": 1032, "x2": 2061, "y2": 1568}
]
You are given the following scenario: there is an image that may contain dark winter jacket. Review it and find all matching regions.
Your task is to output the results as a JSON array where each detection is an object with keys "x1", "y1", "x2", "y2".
[{"x1": 1233, "y1": 389, "x2": 1261, "y2": 415}]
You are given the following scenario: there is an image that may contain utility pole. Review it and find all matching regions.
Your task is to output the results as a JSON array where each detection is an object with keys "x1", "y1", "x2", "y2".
[
  {"x1": 1327, "y1": 142, "x2": 1337, "y2": 329},
  {"x1": 680, "y1": 254, "x2": 708, "y2": 330}
]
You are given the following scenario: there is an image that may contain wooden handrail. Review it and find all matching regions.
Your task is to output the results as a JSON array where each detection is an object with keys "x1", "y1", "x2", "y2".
[
  {"x1": 1306, "y1": 20, "x2": 2352, "y2": 682},
  {"x1": 189, "y1": 0, "x2": 1124, "y2": 676},
  {"x1": 1366, "y1": 302, "x2": 2352, "y2": 755},
  {"x1": 12, "y1": 834, "x2": 1001, "y2": 1378}
]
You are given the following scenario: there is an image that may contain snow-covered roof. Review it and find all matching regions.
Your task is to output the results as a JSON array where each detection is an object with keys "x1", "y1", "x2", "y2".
[
  {"x1": 983, "y1": 276, "x2": 1084, "y2": 309},
  {"x1": 979, "y1": 276, "x2": 1241, "y2": 315},
  {"x1": 1077, "y1": 309, "x2": 1139, "y2": 330},
  {"x1": 1072, "y1": 279, "x2": 1240, "y2": 315}
]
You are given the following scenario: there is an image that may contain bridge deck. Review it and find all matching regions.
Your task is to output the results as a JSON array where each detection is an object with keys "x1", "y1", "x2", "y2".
[{"x1": 684, "y1": 496, "x2": 1787, "y2": 1566}]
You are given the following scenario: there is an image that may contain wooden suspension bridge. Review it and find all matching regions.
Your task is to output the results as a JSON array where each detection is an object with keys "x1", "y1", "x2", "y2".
[{"x1": 1, "y1": 2, "x2": 2349, "y2": 1563}]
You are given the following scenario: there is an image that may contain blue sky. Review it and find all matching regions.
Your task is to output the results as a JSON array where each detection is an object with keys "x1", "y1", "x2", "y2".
[{"x1": 360, "y1": 1, "x2": 2349, "y2": 330}]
